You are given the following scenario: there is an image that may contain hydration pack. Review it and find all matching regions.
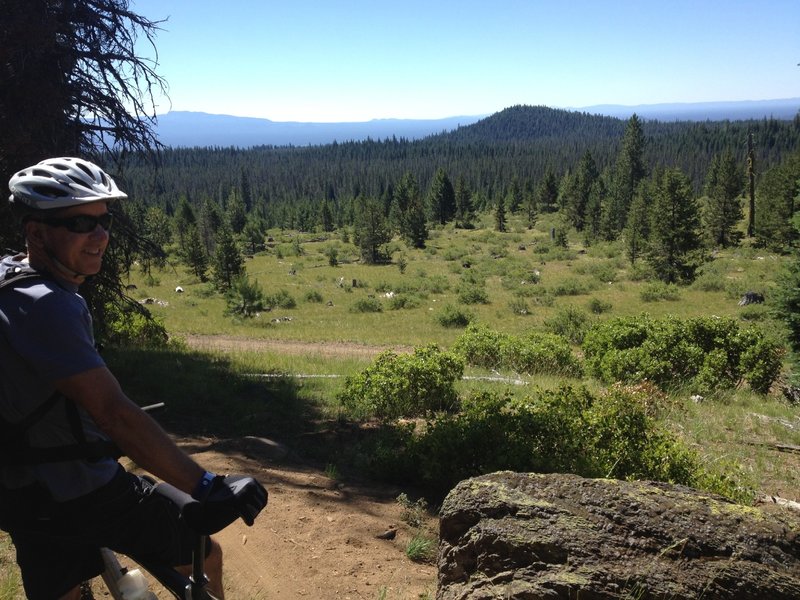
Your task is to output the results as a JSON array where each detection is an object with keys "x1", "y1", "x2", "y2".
[{"x1": 0, "y1": 264, "x2": 120, "y2": 466}]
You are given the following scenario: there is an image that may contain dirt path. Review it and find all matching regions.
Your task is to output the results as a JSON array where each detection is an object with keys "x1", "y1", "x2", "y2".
[
  {"x1": 189, "y1": 437, "x2": 436, "y2": 599},
  {"x1": 96, "y1": 436, "x2": 437, "y2": 600},
  {"x1": 184, "y1": 334, "x2": 413, "y2": 359},
  {"x1": 93, "y1": 336, "x2": 437, "y2": 600}
]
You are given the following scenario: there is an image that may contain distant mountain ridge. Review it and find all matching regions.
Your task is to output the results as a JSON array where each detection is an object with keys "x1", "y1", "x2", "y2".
[
  {"x1": 154, "y1": 112, "x2": 485, "y2": 148},
  {"x1": 154, "y1": 98, "x2": 799, "y2": 148}
]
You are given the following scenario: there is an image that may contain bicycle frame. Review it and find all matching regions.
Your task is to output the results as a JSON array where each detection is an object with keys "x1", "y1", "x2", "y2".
[{"x1": 100, "y1": 525, "x2": 217, "y2": 599}]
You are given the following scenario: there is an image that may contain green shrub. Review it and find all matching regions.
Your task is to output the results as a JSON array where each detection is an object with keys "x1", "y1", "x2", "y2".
[
  {"x1": 264, "y1": 288, "x2": 296, "y2": 309},
  {"x1": 304, "y1": 290, "x2": 324, "y2": 303},
  {"x1": 582, "y1": 314, "x2": 783, "y2": 394},
  {"x1": 104, "y1": 303, "x2": 169, "y2": 348},
  {"x1": 434, "y1": 304, "x2": 474, "y2": 328},
  {"x1": 387, "y1": 293, "x2": 422, "y2": 310},
  {"x1": 640, "y1": 282, "x2": 681, "y2": 302},
  {"x1": 508, "y1": 298, "x2": 531, "y2": 315},
  {"x1": 549, "y1": 277, "x2": 595, "y2": 297},
  {"x1": 587, "y1": 297, "x2": 612, "y2": 314},
  {"x1": 349, "y1": 297, "x2": 383, "y2": 313},
  {"x1": 379, "y1": 384, "x2": 751, "y2": 501},
  {"x1": 543, "y1": 306, "x2": 592, "y2": 344},
  {"x1": 226, "y1": 275, "x2": 266, "y2": 317},
  {"x1": 452, "y1": 323, "x2": 582, "y2": 377},
  {"x1": 338, "y1": 345, "x2": 464, "y2": 420}
]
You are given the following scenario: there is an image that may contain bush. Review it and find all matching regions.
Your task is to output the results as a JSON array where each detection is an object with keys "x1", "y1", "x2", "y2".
[
  {"x1": 453, "y1": 323, "x2": 582, "y2": 377},
  {"x1": 582, "y1": 314, "x2": 783, "y2": 394},
  {"x1": 338, "y1": 345, "x2": 464, "y2": 420},
  {"x1": 304, "y1": 290, "x2": 324, "y2": 303},
  {"x1": 104, "y1": 303, "x2": 168, "y2": 348},
  {"x1": 264, "y1": 288, "x2": 296, "y2": 309},
  {"x1": 508, "y1": 298, "x2": 531, "y2": 315},
  {"x1": 387, "y1": 294, "x2": 422, "y2": 310},
  {"x1": 434, "y1": 304, "x2": 474, "y2": 328},
  {"x1": 226, "y1": 275, "x2": 266, "y2": 317},
  {"x1": 456, "y1": 284, "x2": 489, "y2": 304},
  {"x1": 587, "y1": 297, "x2": 612, "y2": 314},
  {"x1": 549, "y1": 277, "x2": 595, "y2": 297},
  {"x1": 349, "y1": 297, "x2": 383, "y2": 313},
  {"x1": 375, "y1": 385, "x2": 751, "y2": 501},
  {"x1": 543, "y1": 305, "x2": 592, "y2": 344},
  {"x1": 640, "y1": 281, "x2": 681, "y2": 302}
]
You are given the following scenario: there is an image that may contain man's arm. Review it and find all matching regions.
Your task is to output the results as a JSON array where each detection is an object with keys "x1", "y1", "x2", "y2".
[{"x1": 54, "y1": 365, "x2": 205, "y2": 494}]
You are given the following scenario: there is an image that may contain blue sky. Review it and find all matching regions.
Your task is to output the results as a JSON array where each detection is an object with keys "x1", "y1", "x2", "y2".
[{"x1": 130, "y1": 0, "x2": 800, "y2": 123}]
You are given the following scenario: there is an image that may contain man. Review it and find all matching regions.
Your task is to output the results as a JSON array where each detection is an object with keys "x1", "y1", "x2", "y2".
[{"x1": 0, "y1": 157, "x2": 266, "y2": 599}]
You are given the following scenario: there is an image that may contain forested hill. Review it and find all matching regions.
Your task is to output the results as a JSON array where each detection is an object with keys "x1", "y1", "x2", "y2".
[
  {"x1": 440, "y1": 105, "x2": 625, "y2": 143},
  {"x1": 123, "y1": 105, "x2": 800, "y2": 218}
]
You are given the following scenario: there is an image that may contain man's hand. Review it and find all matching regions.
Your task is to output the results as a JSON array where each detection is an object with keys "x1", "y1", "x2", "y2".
[
  {"x1": 188, "y1": 473, "x2": 268, "y2": 533},
  {"x1": 207, "y1": 474, "x2": 268, "y2": 526}
]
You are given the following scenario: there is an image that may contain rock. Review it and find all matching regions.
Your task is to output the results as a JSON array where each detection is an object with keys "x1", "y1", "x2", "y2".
[
  {"x1": 437, "y1": 471, "x2": 800, "y2": 600},
  {"x1": 738, "y1": 291, "x2": 765, "y2": 306}
]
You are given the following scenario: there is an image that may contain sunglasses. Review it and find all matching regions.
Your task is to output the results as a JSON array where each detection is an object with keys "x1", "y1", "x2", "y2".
[{"x1": 34, "y1": 213, "x2": 114, "y2": 234}]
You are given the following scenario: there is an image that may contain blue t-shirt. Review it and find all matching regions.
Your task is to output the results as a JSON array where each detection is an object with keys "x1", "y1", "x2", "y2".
[{"x1": 0, "y1": 255, "x2": 118, "y2": 501}]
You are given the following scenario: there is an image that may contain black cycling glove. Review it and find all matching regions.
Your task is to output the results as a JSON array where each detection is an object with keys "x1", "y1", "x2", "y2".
[{"x1": 186, "y1": 473, "x2": 268, "y2": 533}]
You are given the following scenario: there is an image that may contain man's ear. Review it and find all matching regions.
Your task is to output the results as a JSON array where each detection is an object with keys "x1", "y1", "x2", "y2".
[{"x1": 24, "y1": 220, "x2": 47, "y2": 249}]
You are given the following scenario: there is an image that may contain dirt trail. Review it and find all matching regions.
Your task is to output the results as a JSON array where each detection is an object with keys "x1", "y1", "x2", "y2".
[
  {"x1": 95, "y1": 436, "x2": 437, "y2": 600},
  {"x1": 94, "y1": 335, "x2": 437, "y2": 599},
  {"x1": 188, "y1": 438, "x2": 437, "y2": 599},
  {"x1": 184, "y1": 334, "x2": 413, "y2": 359}
]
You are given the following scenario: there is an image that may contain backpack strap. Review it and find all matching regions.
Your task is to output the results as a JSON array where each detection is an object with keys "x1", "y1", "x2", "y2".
[
  {"x1": 0, "y1": 265, "x2": 43, "y2": 291},
  {"x1": 0, "y1": 264, "x2": 122, "y2": 466}
]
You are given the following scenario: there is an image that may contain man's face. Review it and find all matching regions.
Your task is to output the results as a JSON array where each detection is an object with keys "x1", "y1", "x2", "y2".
[{"x1": 28, "y1": 202, "x2": 112, "y2": 283}]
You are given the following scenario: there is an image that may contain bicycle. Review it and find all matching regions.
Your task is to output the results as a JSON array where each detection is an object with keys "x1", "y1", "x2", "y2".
[
  {"x1": 96, "y1": 475, "x2": 264, "y2": 600},
  {"x1": 91, "y1": 403, "x2": 268, "y2": 600}
]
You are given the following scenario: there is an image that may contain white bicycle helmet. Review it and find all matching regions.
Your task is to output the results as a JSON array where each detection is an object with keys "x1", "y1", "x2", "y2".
[{"x1": 8, "y1": 157, "x2": 128, "y2": 210}]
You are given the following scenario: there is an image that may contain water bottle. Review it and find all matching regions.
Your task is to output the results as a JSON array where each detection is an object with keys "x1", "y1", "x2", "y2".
[{"x1": 117, "y1": 567, "x2": 157, "y2": 600}]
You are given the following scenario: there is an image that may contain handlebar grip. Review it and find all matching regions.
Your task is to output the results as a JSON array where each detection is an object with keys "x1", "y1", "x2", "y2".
[{"x1": 153, "y1": 475, "x2": 267, "y2": 535}]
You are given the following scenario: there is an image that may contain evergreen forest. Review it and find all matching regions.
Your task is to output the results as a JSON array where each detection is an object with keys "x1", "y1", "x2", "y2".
[{"x1": 120, "y1": 105, "x2": 800, "y2": 276}]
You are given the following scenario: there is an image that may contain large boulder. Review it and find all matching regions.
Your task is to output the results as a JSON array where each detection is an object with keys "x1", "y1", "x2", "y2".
[{"x1": 437, "y1": 472, "x2": 800, "y2": 599}]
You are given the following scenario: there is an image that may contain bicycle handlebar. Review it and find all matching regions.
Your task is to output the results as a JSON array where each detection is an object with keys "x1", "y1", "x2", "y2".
[{"x1": 153, "y1": 475, "x2": 268, "y2": 535}]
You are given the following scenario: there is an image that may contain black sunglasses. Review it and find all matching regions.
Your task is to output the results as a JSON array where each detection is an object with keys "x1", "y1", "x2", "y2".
[{"x1": 34, "y1": 212, "x2": 114, "y2": 234}]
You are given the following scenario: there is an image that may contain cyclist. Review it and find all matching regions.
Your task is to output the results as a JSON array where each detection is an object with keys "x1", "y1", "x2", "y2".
[{"x1": 0, "y1": 157, "x2": 266, "y2": 600}]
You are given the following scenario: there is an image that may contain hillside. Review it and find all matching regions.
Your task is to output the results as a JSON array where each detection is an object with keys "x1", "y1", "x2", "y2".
[
  {"x1": 125, "y1": 104, "x2": 800, "y2": 213},
  {"x1": 151, "y1": 99, "x2": 800, "y2": 149}
]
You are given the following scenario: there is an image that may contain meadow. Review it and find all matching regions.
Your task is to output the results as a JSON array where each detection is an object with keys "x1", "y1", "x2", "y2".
[
  {"x1": 121, "y1": 211, "x2": 799, "y2": 498},
  {"x1": 1, "y1": 213, "x2": 799, "y2": 599}
]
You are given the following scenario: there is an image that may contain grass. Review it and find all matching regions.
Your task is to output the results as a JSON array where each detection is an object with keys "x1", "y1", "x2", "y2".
[
  {"x1": 134, "y1": 218, "x2": 779, "y2": 349},
  {"x1": 116, "y1": 214, "x2": 800, "y2": 499},
  {"x1": 2, "y1": 214, "x2": 797, "y2": 597}
]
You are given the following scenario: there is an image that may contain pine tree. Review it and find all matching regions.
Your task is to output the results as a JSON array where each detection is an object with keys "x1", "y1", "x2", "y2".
[
  {"x1": 536, "y1": 169, "x2": 559, "y2": 213},
  {"x1": 507, "y1": 176, "x2": 522, "y2": 213},
  {"x1": 393, "y1": 172, "x2": 427, "y2": 248},
  {"x1": 226, "y1": 188, "x2": 247, "y2": 234},
  {"x1": 320, "y1": 199, "x2": 334, "y2": 232},
  {"x1": 495, "y1": 195, "x2": 507, "y2": 232},
  {"x1": 565, "y1": 150, "x2": 600, "y2": 231},
  {"x1": 623, "y1": 179, "x2": 652, "y2": 265},
  {"x1": 603, "y1": 114, "x2": 647, "y2": 239},
  {"x1": 199, "y1": 198, "x2": 224, "y2": 254},
  {"x1": 702, "y1": 151, "x2": 744, "y2": 247},
  {"x1": 183, "y1": 224, "x2": 209, "y2": 282},
  {"x1": 174, "y1": 195, "x2": 196, "y2": 246},
  {"x1": 754, "y1": 151, "x2": 800, "y2": 250},
  {"x1": 454, "y1": 176, "x2": 475, "y2": 229},
  {"x1": 428, "y1": 167, "x2": 456, "y2": 225},
  {"x1": 523, "y1": 178, "x2": 538, "y2": 230},
  {"x1": 646, "y1": 168, "x2": 702, "y2": 283},
  {"x1": 212, "y1": 222, "x2": 244, "y2": 291},
  {"x1": 353, "y1": 196, "x2": 392, "y2": 264}
]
